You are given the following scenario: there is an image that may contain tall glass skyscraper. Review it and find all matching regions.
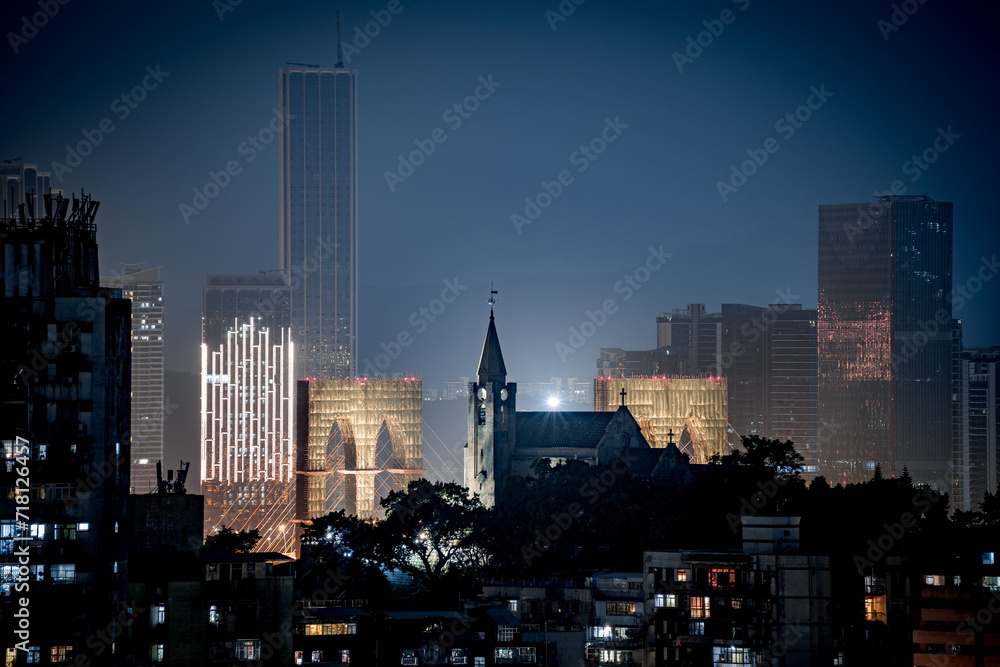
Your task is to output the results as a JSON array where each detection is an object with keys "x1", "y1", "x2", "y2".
[
  {"x1": 818, "y1": 196, "x2": 953, "y2": 486},
  {"x1": 279, "y1": 66, "x2": 357, "y2": 379},
  {"x1": 103, "y1": 266, "x2": 164, "y2": 493}
]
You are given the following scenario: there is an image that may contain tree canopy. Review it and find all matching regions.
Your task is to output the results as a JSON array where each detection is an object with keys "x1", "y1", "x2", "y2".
[{"x1": 204, "y1": 525, "x2": 261, "y2": 553}]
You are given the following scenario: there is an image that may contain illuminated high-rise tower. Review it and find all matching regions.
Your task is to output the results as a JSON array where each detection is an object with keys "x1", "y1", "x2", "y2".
[
  {"x1": 201, "y1": 320, "x2": 296, "y2": 554},
  {"x1": 103, "y1": 266, "x2": 164, "y2": 493},
  {"x1": 818, "y1": 196, "x2": 953, "y2": 486},
  {"x1": 279, "y1": 65, "x2": 357, "y2": 379}
]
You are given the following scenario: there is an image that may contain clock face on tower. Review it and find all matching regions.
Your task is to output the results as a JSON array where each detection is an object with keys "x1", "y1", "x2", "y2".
[
  {"x1": 500, "y1": 388, "x2": 508, "y2": 401},
  {"x1": 478, "y1": 387, "x2": 487, "y2": 400}
]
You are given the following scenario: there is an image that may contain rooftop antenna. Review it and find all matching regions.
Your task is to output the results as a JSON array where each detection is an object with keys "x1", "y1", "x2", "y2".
[
  {"x1": 286, "y1": 61, "x2": 320, "y2": 68},
  {"x1": 335, "y1": 10, "x2": 344, "y2": 68}
]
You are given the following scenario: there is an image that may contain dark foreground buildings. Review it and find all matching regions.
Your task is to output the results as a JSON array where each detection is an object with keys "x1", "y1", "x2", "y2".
[{"x1": 0, "y1": 191, "x2": 131, "y2": 664}]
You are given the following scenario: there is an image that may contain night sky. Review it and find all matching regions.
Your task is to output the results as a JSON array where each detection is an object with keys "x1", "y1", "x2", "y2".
[{"x1": 4, "y1": 1, "x2": 998, "y2": 473}]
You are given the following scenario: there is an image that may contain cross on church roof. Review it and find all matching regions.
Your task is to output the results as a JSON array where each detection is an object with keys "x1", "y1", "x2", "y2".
[
  {"x1": 488, "y1": 281, "x2": 497, "y2": 310},
  {"x1": 620, "y1": 387, "x2": 627, "y2": 407},
  {"x1": 667, "y1": 428, "x2": 675, "y2": 446}
]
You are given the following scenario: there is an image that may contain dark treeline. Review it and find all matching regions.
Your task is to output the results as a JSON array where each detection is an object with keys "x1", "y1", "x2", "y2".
[{"x1": 298, "y1": 437, "x2": 996, "y2": 604}]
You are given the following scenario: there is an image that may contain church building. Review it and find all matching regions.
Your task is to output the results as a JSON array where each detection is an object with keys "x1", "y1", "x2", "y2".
[{"x1": 464, "y1": 310, "x2": 693, "y2": 507}]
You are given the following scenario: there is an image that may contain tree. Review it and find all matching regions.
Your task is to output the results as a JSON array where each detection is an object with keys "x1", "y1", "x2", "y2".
[
  {"x1": 376, "y1": 480, "x2": 493, "y2": 593},
  {"x1": 204, "y1": 525, "x2": 261, "y2": 553},
  {"x1": 709, "y1": 436, "x2": 804, "y2": 478}
]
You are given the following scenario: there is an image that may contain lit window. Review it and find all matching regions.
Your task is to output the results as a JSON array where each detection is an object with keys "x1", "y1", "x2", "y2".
[
  {"x1": 497, "y1": 625, "x2": 516, "y2": 641},
  {"x1": 508, "y1": 599, "x2": 518, "y2": 612},
  {"x1": 688, "y1": 621, "x2": 705, "y2": 636},
  {"x1": 152, "y1": 605, "x2": 166, "y2": 626},
  {"x1": 209, "y1": 605, "x2": 220, "y2": 626},
  {"x1": 51, "y1": 564, "x2": 75, "y2": 584},
  {"x1": 150, "y1": 644, "x2": 164, "y2": 663},
  {"x1": 340, "y1": 650, "x2": 350, "y2": 664},
  {"x1": 675, "y1": 568, "x2": 688, "y2": 582},
  {"x1": 712, "y1": 646, "x2": 754, "y2": 664},
  {"x1": 983, "y1": 576, "x2": 1000, "y2": 590},
  {"x1": 984, "y1": 552, "x2": 995, "y2": 565},
  {"x1": 76, "y1": 523, "x2": 89, "y2": 532},
  {"x1": 606, "y1": 602, "x2": 636, "y2": 616},
  {"x1": 690, "y1": 596, "x2": 711, "y2": 619},
  {"x1": 924, "y1": 574, "x2": 945, "y2": 586},
  {"x1": 50, "y1": 646, "x2": 72, "y2": 664},
  {"x1": 25, "y1": 647, "x2": 41, "y2": 664},
  {"x1": 451, "y1": 648, "x2": 469, "y2": 665},
  {"x1": 864, "y1": 595, "x2": 886, "y2": 623},
  {"x1": 709, "y1": 568, "x2": 735, "y2": 588},
  {"x1": 235, "y1": 641, "x2": 259, "y2": 660}
]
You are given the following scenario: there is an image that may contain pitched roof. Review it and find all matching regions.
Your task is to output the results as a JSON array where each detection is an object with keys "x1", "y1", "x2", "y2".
[
  {"x1": 515, "y1": 411, "x2": 615, "y2": 450},
  {"x1": 478, "y1": 311, "x2": 507, "y2": 384},
  {"x1": 620, "y1": 448, "x2": 663, "y2": 475}
]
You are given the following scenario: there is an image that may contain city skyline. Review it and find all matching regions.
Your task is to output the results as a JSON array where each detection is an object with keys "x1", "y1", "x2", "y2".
[{"x1": 3, "y1": 1, "x2": 996, "y2": 398}]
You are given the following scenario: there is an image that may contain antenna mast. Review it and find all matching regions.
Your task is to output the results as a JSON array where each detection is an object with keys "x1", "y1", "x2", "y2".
[{"x1": 336, "y1": 10, "x2": 344, "y2": 68}]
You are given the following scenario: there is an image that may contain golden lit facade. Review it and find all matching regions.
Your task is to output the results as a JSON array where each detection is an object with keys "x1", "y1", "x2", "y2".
[
  {"x1": 594, "y1": 376, "x2": 728, "y2": 463},
  {"x1": 201, "y1": 319, "x2": 295, "y2": 554},
  {"x1": 296, "y1": 378, "x2": 422, "y2": 521}
]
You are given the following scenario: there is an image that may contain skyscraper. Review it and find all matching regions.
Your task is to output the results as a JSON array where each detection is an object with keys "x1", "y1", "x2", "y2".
[
  {"x1": 762, "y1": 304, "x2": 818, "y2": 475},
  {"x1": 201, "y1": 319, "x2": 296, "y2": 555},
  {"x1": 954, "y1": 347, "x2": 1000, "y2": 512},
  {"x1": 0, "y1": 190, "x2": 131, "y2": 664},
  {"x1": 202, "y1": 273, "x2": 291, "y2": 350},
  {"x1": 279, "y1": 65, "x2": 357, "y2": 379},
  {"x1": 103, "y1": 266, "x2": 164, "y2": 493},
  {"x1": 818, "y1": 195, "x2": 953, "y2": 486}
]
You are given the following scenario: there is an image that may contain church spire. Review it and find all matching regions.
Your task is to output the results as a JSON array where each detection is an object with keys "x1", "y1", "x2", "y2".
[{"x1": 478, "y1": 309, "x2": 506, "y2": 386}]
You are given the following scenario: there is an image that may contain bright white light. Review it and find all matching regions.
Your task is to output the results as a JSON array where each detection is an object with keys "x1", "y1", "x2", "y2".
[{"x1": 547, "y1": 396, "x2": 561, "y2": 408}]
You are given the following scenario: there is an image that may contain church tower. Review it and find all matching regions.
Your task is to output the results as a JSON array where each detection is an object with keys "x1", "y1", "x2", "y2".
[{"x1": 465, "y1": 310, "x2": 516, "y2": 507}]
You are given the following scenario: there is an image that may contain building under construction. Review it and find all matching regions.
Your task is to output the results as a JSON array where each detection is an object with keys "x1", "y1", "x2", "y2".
[
  {"x1": 295, "y1": 378, "x2": 423, "y2": 523},
  {"x1": 201, "y1": 319, "x2": 296, "y2": 555},
  {"x1": 594, "y1": 376, "x2": 729, "y2": 463}
]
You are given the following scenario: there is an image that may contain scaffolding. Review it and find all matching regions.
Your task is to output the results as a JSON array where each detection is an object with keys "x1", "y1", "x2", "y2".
[
  {"x1": 594, "y1": 376, "x2": 728, "y2": 463},
  {"x1": 302, "y1": 378, "x2": 424, "y2": 520}
]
